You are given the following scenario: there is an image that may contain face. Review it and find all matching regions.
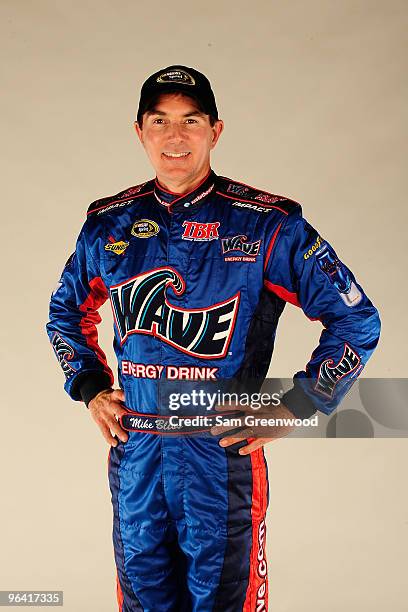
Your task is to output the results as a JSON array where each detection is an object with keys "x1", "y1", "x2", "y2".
[{"x1": 134, "y1": 93, "x2": 224, "y2": 190}]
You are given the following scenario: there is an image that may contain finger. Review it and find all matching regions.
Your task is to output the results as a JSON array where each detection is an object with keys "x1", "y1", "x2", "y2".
[
  {"x1": 100, "y1": 423, "x2": 118, "y2": 447},
  {"x1": 107, "y1": 401, "x2": 129, "y2": 420},
  {"x1": 113, "y1": 408, "x2": 130, "y2": 420},
  {"x1": 219, "y1": 436, "x2": 247, "y2": 448},
  {"x1": 229, "y1": 427, "x2": 254, "y2": 440},
  {"x1": 214, "y1": 404, "x2": 258, "y2": 416},
  {"x1": 111, "y1": 389, "x2": 125, "y2": 402},
  {"x1": 210, "y1": 422, "x2": 245, "y2": 436},
  {"x1": 238, "y1": 439, "x2": 265, "y2": 455},
  {"x1": 107, "y1": 419, "x2": 128, "y2": 443},
  {"x1": 218, "y1": 425, "x2": 256, "y2": 447},
  {"x1": 239, "y1": 438, "x2": 277, "y2": 455},
  {"x1": 214, "y1": 404, "x2": 244, "y2": 413}
]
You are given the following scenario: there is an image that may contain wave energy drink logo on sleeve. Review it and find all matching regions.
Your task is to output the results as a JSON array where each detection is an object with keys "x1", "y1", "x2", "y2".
[
  {"x1": 51, "y1": 332, "x2": 77, "y2": 379},
  {"x1": 315, "y1": 343, "x2": 361, "y2": 398},
  {"x1": 110, "y1": 267, "x2": 240, "y2": 357}
]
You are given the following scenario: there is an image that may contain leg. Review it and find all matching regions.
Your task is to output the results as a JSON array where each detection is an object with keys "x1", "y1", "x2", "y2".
[
  {"x1": 174, "y1": 436, "x2": 269, "y2": 612},
  {"x1": 108, "y1": 433, "x2": 191, "y2": 611}
]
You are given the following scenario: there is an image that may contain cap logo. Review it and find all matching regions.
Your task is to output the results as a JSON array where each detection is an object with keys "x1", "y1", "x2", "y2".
[{"x1": 156, "y1": 69, "x2": 195, "y2": 86}]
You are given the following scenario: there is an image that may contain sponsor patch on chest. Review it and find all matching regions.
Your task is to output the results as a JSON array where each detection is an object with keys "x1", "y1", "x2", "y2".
[
  {"x1": 105, "y1": 240, "x2": 129, "y2": 255},
  {"x1": 221, "y1": 234, "x2": 261, "y2": 262},
  {"x1": 110, "y1": 266, "x2": 239, "y2": 358},
  {"x1": 181, "y1": 221, "x2": 220, "y2": 241},
  {"x1": 131, "y1": 219, "x2": 160, "y2": 238}
]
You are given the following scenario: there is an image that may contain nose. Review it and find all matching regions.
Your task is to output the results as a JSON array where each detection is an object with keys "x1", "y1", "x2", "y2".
[{"x1": 166, "y1": 122, "x2": 184, "y2": 142}]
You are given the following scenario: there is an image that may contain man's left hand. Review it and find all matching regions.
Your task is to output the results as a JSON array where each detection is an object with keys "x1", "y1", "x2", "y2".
[{"x1": 211, "y1": 403, "x2": 297, "y2": 455}]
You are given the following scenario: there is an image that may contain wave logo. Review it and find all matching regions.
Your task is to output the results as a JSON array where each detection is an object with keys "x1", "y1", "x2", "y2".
[
  {"x1": 51, "y1": 333, "x2": 76, "y2": 379},
  {"x1": 315, "y1": 344, "x2": 361, "y2": 398},
  {"x1": 110, "y1": 267, "x2": 240, "y2": 358},
  {"x1": 221, "y1": 234, "x2": 261, "y2": 257}
]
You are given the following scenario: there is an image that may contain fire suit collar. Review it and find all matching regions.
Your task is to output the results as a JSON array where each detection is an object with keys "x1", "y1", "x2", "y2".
[{"x1": 153, "y1": 169, "x2": 216, "y2": 213}]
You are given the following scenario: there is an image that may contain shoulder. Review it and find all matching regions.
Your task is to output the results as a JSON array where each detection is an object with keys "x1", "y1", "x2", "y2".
[
  {"x1": 215, "y1": 175, "x2": 301, "y2": 217},
  {"x1": 86, "y1": 179, "x2": 155, "y2": 217}
]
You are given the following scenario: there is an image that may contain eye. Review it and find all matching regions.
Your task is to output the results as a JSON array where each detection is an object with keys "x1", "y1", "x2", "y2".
[
  {"x1": 152, "y1": 118, "x2": 165, "y2": 124},
  {"x1": 185, "y1": 118, "x2": 198, "y2": 124}
]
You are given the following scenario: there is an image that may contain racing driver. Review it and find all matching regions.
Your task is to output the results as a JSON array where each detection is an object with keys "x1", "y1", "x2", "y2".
[{"x1": 46, "y1": 65, "x2": 381, "y2": 611}]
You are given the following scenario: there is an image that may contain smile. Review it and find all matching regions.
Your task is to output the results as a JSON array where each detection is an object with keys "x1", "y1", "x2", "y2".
[{"x1": 162, "y1": 152, "x2": 191, "y2": 158}]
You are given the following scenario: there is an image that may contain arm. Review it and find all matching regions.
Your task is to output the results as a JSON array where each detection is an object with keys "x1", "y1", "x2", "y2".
[
  {"x1": 46, "y1": 221, "x2": 128, "y2": 446},
  {"x1": 46, "y1": 221, "x2": 114, "y2": 403},
  {"x1": 264, "y1": 209, "x2": 381, "y2": 418}
]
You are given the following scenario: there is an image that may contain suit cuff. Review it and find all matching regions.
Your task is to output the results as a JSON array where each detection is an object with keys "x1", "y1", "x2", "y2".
[
  {"x1": 282, "y1": 378, "x2": 317, "y2": 420},
  {"x1": 77, "y1": 372, "x2": 113, "y2": 407}
]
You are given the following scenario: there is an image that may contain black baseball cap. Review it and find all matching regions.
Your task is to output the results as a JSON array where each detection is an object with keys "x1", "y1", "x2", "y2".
[{"x1": 137, "y1": 65, "x2": 219, "y2": 123}]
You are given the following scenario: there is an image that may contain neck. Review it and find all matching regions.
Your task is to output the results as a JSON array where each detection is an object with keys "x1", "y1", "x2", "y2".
[{"x1": 156, "y1": 167, "x2": 211, "y2": 195}]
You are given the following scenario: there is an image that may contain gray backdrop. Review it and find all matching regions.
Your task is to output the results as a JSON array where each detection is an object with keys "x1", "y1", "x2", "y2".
[{"x1": 1, "y1": 1, "x2": 407, "y2": 610}]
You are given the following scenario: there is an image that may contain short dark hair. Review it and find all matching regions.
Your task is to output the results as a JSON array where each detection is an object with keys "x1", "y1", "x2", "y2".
[{"x1": 137, "y1": 92, "x2": 217, "y2": 128}]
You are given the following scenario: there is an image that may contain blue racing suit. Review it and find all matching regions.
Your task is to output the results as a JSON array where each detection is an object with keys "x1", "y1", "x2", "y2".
[{"x1": 46, "y1": 168, "x2": 380, "y2": 611}]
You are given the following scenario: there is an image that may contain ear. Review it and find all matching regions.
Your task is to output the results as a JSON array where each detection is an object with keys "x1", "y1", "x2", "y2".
[
  {"x1": 134, "y1": 120, "x2": 143, "y2": 144},
  {"x1": 210, "y1": 119, "x2": 224, "y2": 149}
]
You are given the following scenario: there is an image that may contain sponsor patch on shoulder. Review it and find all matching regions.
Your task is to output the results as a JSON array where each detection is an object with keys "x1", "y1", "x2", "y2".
[
  {"x1": 120, "y1": 183, "x2": 146, "y2": 198},
  {"x1": 303, "y1": 236, "x2": 324, "y2": 259},
  {"x1": 88, "y1": 181, "x2": 150, "y2": 216},
  {"x1": 227, "y1": 183, "x2": 250, "y2": 196},
  {"x1": 315, "y1": 244, "x2": 362, "y2": 306},
  {"x1": 96, "y1": 199, "x2": 134, "y2": 216},
  {"x1": 232, "y1": 200, "x2": 273, "y2": 213},
  {"x1": 254, "y1": 193, "x2": 285, "y2": 204}
]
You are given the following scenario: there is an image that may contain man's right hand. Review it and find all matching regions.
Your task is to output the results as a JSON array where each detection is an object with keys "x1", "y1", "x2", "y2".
[{"x1": 88, "y1": 388, "x2": 129, "y2": 447}]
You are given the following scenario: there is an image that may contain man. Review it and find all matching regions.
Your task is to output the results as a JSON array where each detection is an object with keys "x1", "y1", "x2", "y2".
[{"x1": 46, "y1": 65, "x2": 381, "y2": 611}]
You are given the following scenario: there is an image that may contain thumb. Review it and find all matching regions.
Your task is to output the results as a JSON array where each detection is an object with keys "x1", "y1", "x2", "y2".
[{"x1": 111, "y1": 388, "x2": 125, "y2": 402}]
